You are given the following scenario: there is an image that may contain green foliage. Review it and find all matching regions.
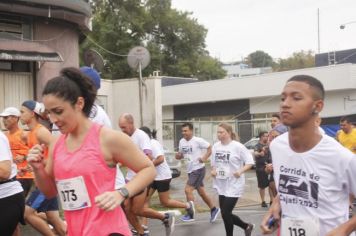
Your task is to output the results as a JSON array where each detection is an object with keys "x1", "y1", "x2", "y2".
[
  {"x1": 246, "y1": 50, "x2": 274, "y2": 68},
  {"x1": 82, "y1": 0, "x2": 226, "y2": 80},
  {"x1": 273, "y1": 50, "x2": 315, "y2": 71}
]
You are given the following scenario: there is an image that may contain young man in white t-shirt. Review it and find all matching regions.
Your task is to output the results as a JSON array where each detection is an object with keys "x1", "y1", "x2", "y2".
[
  {"x1": 260, "y1": 75, "x2": 356, "y2": 236},
  {"x1": 176, "y1": 122, "x2": 220, "y2": 222}
]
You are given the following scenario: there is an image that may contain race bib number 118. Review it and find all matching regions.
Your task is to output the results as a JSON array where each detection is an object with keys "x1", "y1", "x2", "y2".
[{"x1": 281, "y1": 217, "x2": 319, "y2": 236}]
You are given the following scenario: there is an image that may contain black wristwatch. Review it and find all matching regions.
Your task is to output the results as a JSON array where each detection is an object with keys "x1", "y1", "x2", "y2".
[{"x1": 117, "y1": 187, "x2": 129, "y2": 199}]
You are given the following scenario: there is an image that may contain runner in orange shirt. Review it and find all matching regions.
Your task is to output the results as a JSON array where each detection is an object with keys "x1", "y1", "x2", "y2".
[{"x1": 0, "y1": 107, "x2": 32, "y2": 196}]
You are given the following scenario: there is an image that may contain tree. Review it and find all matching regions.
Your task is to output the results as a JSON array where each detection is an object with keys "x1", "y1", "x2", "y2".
[
  {"x1": 246, "y1": 50, "x2": 274, "y2": 68},
  {"x1": 81, "y1": 0, "x2": 226, "y2": 80},
  {"x1": 273, "y1": 50, "x2": 315, "y2": 71}
]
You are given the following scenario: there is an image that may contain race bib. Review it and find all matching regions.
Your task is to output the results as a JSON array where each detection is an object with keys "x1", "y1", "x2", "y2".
[
  {"x1": 56, "y1": 176, "x2": 91, "y2": 211},
  {"x1": 281, "y1": 217, "x2": 319, "y2": 236},
  {"x1": 216, "y1": 166, "x2": 230, "y2": 179}
]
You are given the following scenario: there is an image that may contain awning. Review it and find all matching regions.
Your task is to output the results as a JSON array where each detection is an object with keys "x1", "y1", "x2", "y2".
[{"x1": 0, "y1": 40, "x2": 63, "y2": 62}]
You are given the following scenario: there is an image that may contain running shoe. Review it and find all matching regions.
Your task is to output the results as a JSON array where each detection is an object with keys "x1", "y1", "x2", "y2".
[
  {"x1": 142, "y1": 225, "x2": 149, "y2": 234},
  {"x1": 261, "y1": 201, "x2": 268, "y2": 208},
  {"x1": 210, "y1": 207, "x2": 221, "y2": 223},
  {"x1": 244, "y1": 223, "x2": 254, "y2": 236},
  {"x1": 163, "y1": 213, "x2": 175, "y2": 236},
  {"x1": 186, "y1": 200, "x2": 195, "y2": 219},
  {"x1": 180, "y1": 213, "x2": 195, "y2": 222}
]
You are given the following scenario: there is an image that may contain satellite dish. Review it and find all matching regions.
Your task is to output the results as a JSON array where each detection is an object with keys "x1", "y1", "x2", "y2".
[
  {"x1": 83, "y1": 49, "x2": 105, "y2": 72},
  {"x1": 127, "y1": 46, "x2": 150, "y2": 71}
]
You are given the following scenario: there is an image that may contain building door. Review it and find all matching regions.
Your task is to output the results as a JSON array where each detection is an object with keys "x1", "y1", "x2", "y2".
[{"x1": 0, "y1": 71, "x2": 33, "y2": 119}]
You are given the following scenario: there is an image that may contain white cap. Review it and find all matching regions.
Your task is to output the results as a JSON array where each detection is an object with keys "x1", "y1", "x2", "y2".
[{"x1": 0, "y1": 107, "x2": 20, "y2": 117}]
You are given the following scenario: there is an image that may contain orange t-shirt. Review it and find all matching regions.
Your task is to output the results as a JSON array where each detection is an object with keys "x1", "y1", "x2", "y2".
[
  {"x1": 27, "y1": 123, "x2": 49, "y2": 157},
  {"x1": 6, "y1": 129, "x2": 31, "y2": 179}
]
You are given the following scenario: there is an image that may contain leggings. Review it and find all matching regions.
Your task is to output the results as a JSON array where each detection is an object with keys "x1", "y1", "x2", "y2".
[{"x1": 219, "y1": 195, "x2": 248, "y2": 236}]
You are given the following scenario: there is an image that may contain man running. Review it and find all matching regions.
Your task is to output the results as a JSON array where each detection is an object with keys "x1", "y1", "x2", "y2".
[
  {"x1": 119, "y1": 113, "x2": 174, "y2": 236},
  {"x1": 176, "y1": 122, "x2": 220, "y2": 222},
  {"x1": 261, "y1": 75, "x2": 356, "y2": 236},
  {"x1": 0, "y1": 107, "x2": 31, "y2": 196},
  {"x1": 20, "y1": 100, "x2": 66, "y2": 236}
]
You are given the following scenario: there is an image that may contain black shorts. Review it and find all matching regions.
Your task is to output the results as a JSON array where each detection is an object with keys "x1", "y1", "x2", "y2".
[
  {"x1": 187, "y1": 167, "x2": 206, "y2": 189},
  {"x1": 150, "y1": 179, "x2": 171, "y2": 192},
  {"x1": 18, "y1": 179, "x2": 34, "y2": 197},
  {"x1": 0, "y1": 192, "x2": 25, "y2": 235},
  {"x1": 26, "y1": 188, "x2": 59, "y2": 212},
  {"x1": 256, "y1": 169, "x2": 269, "y2": 189}
]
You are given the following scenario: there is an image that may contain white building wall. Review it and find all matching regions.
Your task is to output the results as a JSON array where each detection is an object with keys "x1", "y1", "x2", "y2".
[
  {"x1": 162, "y1": 64, "x2": 356, "y2": 107},
  {"x1": 99, "y1": 77, "x2": 163, "y2": 140}
]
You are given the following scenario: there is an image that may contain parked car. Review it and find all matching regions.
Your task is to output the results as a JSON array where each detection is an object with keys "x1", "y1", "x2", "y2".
[
  {"x1": 164, "y1": 147, "x2": 181, "y2": 179},
  {"x1": 243, "y1": 137, "x2": 259, "y2": 168}
]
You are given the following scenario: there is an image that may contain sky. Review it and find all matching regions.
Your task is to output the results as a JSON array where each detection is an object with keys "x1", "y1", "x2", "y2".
[{"x1": 171, "y1": 0, "x2": 356, "y2": 63}]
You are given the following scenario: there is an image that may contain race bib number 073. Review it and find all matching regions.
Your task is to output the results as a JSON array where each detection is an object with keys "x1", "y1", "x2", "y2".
[{"x1": 56, "y1": 176, "x2": 91, "y2": 211}]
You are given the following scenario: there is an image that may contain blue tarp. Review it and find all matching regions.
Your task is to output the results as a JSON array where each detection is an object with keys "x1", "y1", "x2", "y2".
[{"x1": 321, "y1": 124, "x2": 340, "y2": 138}]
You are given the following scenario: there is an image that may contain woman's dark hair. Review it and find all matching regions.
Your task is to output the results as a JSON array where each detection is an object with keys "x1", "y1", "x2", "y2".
[
  {"x1": 139, "y1": 126, "x2": 158, "y2": 139},
  {"x1": 140, "y1": 126, "x2": 152, "y2": 139},
  {"x1": 42, "y1": 67, "x2": 97, "y2": 117}
]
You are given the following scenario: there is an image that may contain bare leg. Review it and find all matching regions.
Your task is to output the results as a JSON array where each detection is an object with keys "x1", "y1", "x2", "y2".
[
  {"x1": 124, "y1": 198, "x2": 145, "y2": 235},
  {"x1": 46, "y1": 210, "x2": 66, "y2": 236},
  {"x1": 185, "y1": 185, "x2": 195, "y2": 202},
  {"x1": 131, "y1": 189, "x2": 165, "y2": 221},
  {"x1": 197, "y1": 186, "x2": 214, "y2": 209},
  {"x1": 24, "y1": 206, "x2": 55, "y2": 236},
  {"x1": 159, "y1": 190, "x2": 187, "y2": 209}
]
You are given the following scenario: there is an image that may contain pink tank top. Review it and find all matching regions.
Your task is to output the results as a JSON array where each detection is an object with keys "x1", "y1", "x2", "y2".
[{"x1": 53, "y1": 123, "x2": 130, "y2": 236}]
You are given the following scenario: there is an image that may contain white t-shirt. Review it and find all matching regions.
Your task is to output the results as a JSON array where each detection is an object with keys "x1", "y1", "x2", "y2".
[
  {"x1": 90, "y1": 103, "x2": 112, "y2": 128},
  {"x1": 126, "y1": 129, "x2": 152, "y2": 181},
  {"x1": 178, "y1": 136, "x2": 210, "y2": 173},
  {"x1": 0, "y1": 131, "x2": 23, "y2": 199},
  {"x1": 151, "y1": 139, "x2": 172, "y2": 181},
  {"x1": 211, "y1": 140, "x2": 254, "y2": 197},
  {"x1": 271, "y1": 133, "x2": 356, "y2": 236}
]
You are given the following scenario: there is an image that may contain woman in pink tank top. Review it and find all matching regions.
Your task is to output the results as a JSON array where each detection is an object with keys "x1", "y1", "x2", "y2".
[{"x1": 27, "y1": 67, "x2": 156, "y2": 236}]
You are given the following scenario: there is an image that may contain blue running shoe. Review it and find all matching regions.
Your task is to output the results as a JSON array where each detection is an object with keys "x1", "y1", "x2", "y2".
[
  {"x1": 180, "y1": 213, "x2": 195, "y2": 222},
  {"x1": 210, "y1": 207, "x2": 220, "y2": 223},
  {"x1": 186, "y1": 201, "x2": 195, "y2": 219}
]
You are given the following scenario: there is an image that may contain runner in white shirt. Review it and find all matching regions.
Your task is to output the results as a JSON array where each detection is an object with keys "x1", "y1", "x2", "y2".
[
  {"x1": 140, "y1": 126, "x2": 195, "y2": 218},
  {"x1": 260, "y1": 75, "x2": 356, "y2": 236},
  {"x1": 176, "y1": 122, "x2": 220, "y2": 222},
  {"x1": 0, "y1": 130, "x2": 25, "y2": 235},
  {"x1": 211, "y1": 123, "x2": 255, "y2": 236},
  {"x1": 119, "y1": 113, "x2": 174, "y2": 236}
]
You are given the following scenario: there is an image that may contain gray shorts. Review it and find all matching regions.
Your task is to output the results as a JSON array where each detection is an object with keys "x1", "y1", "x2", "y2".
[{"x1": 187, "y1": 167, "x2": 206, "y2": 189}]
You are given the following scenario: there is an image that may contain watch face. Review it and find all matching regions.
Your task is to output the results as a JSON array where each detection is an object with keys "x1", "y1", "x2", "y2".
[{"x1": 120, "y1": 188, "x2": 129, "y2": 198}]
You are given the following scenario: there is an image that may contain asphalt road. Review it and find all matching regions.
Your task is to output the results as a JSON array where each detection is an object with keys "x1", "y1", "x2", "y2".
[{"x1": 19, "y1": 163, "x2": 356, "y2": 235}]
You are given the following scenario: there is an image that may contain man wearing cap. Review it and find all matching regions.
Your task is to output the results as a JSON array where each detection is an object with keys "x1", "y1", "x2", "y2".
[
  {"x1": 20, "y1": 100, "x2": 66, "y2": 236},
  {"x1": 80, "y1": 66, "x2": 112, "y2": 127},
  {"x1": 0, "y1": 107, "x2": 31, "y2": 196}
]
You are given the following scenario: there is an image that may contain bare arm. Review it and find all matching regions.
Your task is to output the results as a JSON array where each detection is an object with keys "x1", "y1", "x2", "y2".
[
  {"x1": 152, "y1": 155, "x2": 164, "y2": 166},
  {"x1": 103, "y1": 129, "x2": 156, "y2": 198},
  {"x1": 175, "y1": 152, "x2": 183, "y2": 160},
  {"x1": 0, "y1": 160, "x2": 11, "y2": 181},
  {"x1": 200, "y1": 145, "x2": 212, "y2": 162},
  {"x1": 326, "y1": 216, "x2": 356, "y2": 236},
  {"x1": 27, "y1": 138, "x2": 58, "y2": 198}
]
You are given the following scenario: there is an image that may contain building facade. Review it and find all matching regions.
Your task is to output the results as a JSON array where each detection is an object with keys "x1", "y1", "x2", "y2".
[{"x1": 0, "y1": 0, "x2": 91, "y2": 112}]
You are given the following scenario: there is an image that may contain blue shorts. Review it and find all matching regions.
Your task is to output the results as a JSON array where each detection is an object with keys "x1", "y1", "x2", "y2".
[{"x1": 26, "y1": 189, "x2": 59, "y2": 212}]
